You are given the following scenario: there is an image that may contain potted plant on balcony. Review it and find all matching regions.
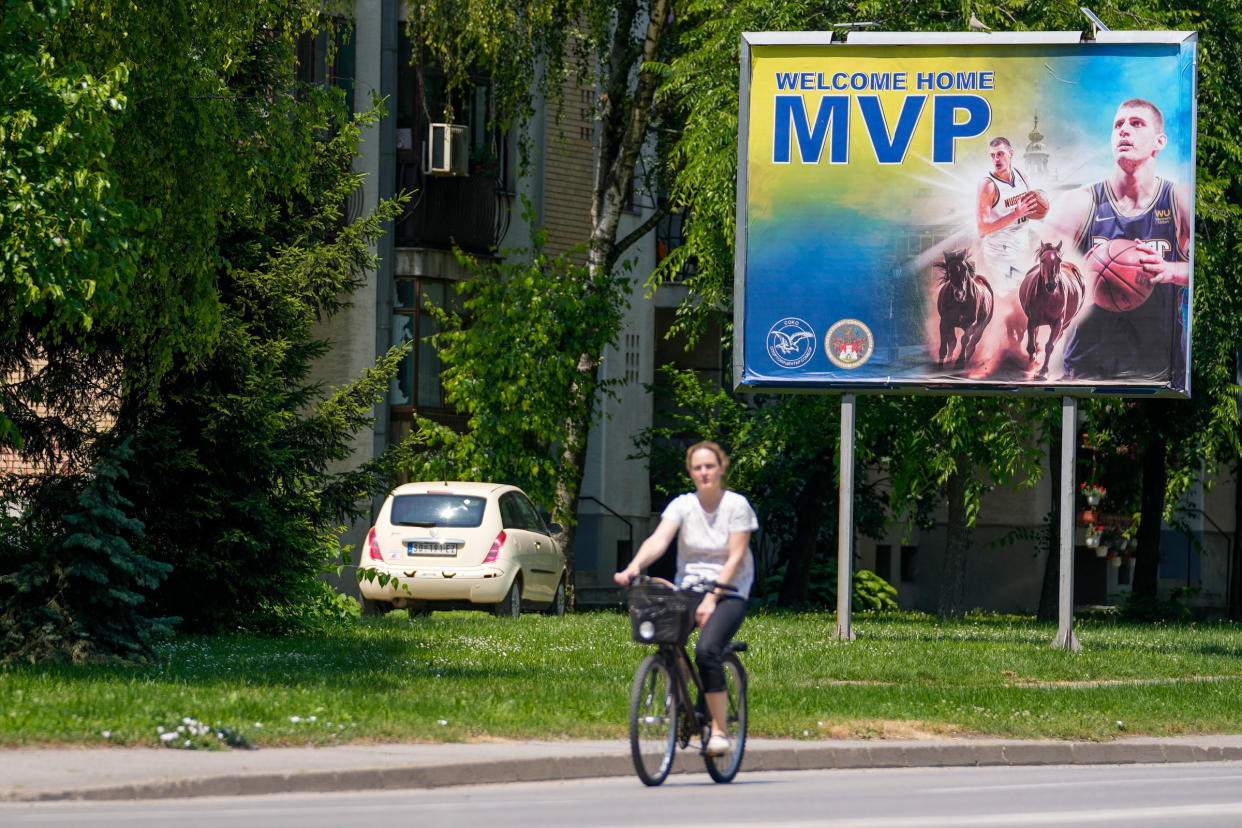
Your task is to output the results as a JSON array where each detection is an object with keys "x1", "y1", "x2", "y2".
[
  {"x1": 1085, "y1": 524, "x2": 1104, "y2": 550},
  {"x1": 470, "y1": 143, "x2": 503, "y2": 180},
  {"x1": 1080, "y1": 482, "x2": 1106, "y2": 507}
]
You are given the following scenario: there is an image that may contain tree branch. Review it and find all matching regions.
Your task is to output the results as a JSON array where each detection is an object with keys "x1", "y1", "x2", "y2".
[{"x1": 614, "y1": 198, "x2": 673, "y2": 259}]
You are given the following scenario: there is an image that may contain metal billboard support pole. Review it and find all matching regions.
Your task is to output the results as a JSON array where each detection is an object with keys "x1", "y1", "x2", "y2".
[
  {"x1": 833, "y1": 394, "x2": 856, "y2": 641},
  {"x1": 1052, "y1": 396, "x2": 1082, "y2": 651}
]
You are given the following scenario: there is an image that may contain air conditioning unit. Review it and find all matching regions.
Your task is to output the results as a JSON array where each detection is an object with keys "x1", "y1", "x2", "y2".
[{"x1": 426, "y1": 123, "x2": 469, "y2": 177}]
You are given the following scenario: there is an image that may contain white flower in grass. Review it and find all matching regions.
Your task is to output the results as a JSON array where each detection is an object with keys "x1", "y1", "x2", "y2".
[
  {"x1": 101, "y1": 731, "x2": 111, "y2": 739},
  {"x1": 254, "y1": 722, "x2": 263, "y2": 728},
  {"x1": 156, "y1": 726, "x2": 166, "y2": 734},
  {"x1": 438, "y1": 719, "x2": 448, "y2": 726},
  {"x1": 159, "y1": 732, "x2": 178, "y2": 743},
  {"x1": 308, "y1": 716, "x2": 317, "y2": 722},
  {"x1": 290, "y1": 716, "x2": 302, "y2": 723}
]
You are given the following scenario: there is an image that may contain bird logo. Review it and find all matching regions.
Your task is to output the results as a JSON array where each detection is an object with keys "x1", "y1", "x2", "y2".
[
  {"x1": 766, "y1": 317, "x2": 817, "y2": 368},
  {"x1": 771, "y1": 328, "x2": 815, "y2": 355}
]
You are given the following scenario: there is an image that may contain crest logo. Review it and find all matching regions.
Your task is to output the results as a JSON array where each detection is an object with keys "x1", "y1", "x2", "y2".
[
  {"x1": 825, "y1": 319, "x2": 875, "y2": 369},
  {"x1": 765, "y1": 317, "x2": 817, "y2": 368}
]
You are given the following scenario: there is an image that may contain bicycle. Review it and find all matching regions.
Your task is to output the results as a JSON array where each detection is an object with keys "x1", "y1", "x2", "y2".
[{"x1": 625, "y1": 576, "x2": 748, "y2": 786}]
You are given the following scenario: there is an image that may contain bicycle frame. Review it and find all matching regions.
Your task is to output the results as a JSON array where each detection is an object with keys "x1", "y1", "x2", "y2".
[{"x1": 659, "y1": 641, "x2": 708, "y2": 747}]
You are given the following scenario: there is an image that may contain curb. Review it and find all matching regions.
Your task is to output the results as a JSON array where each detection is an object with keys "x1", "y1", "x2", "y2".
[{"x1": 10, "y1": 738, "x2": 1242, "y2": 802}]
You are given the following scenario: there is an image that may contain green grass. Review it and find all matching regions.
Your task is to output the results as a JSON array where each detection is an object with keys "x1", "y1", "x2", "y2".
[{"x1": 3, "y1": 610, "x2": 1242, "y2": 748}]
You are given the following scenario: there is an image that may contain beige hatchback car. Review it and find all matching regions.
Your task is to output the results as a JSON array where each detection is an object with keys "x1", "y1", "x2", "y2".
[{"x1": 358, "y1": 481, "x2": 567, "y2": 618}]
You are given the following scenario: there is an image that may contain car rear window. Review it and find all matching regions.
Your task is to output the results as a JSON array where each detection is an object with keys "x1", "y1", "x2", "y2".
[{"x1": 390, "y1": 494, "x2": 487, "y2": 528}]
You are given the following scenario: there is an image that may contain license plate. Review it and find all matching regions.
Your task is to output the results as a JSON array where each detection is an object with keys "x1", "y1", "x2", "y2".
[{"x1": 405, "y1": 541, "x2": 458, "y2": 557}]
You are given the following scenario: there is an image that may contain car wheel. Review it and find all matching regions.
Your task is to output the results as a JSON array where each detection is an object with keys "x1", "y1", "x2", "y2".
[
  {"x1": 360, "y1": 597, "x2": 394, "y2": 616},
  {"x1": 493, "y1": 577, "x2": 521, "y2": 619},
  {"x1": 543, "y1": 577, "x2": 566, "y2": 616},
  {"x1": 407, "y1": 602, "x2": 432, "y2": 619}
]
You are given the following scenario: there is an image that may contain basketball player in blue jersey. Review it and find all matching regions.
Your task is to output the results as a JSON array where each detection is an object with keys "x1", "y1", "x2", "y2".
[
  {"x1": 976, "y1": 136, "x2": 1043, "y2": 289},
  {"x1": 1045, "y1": 98, "x2": 1191, "y2": 387}
]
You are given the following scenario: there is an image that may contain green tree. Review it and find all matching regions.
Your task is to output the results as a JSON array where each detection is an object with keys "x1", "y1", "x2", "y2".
[
  {"x1": 1, "y1": 2, "x2": 413, "y2": 648},
  {"x1": 396, "y1": 213, "x2": 628, "y2": 599},
  {"x1": 0, "y1": 440, "x2": 174, "y2": 663},
  {"x1": 118, "y1": 34, "x2": 409, "y2": 633},
  {"x1": 0, "y1": 0, "x2": 140, "y2": 461},
  {"x1": 887, "y1": 396, "x2": 1047, "y2": 617}
]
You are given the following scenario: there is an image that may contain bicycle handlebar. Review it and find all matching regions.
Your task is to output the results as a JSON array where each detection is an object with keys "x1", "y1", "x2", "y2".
[{"x1": 628, "y1": 574, "x2": 738, "y2": 594}]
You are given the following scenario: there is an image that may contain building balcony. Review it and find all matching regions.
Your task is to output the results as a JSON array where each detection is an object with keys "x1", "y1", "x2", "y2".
[{"x1": 395, "y1": 151, "x2": 506, "y2": 255}]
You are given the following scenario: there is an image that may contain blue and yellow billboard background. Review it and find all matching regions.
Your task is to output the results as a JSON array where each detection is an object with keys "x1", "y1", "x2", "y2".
[{"x1": 737, "y1": 33, "x2": 1197, "y2": 396}]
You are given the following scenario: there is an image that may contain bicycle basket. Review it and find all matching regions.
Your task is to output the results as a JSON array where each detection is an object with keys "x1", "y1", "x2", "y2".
[{"x1": 628, "y1": 583, "x2": 695, "y2": 644}]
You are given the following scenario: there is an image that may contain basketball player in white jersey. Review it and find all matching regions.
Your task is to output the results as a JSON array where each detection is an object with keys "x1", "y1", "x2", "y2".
[{"x1": 975, "y1": 137, "x2": 1043, "y2": 288}]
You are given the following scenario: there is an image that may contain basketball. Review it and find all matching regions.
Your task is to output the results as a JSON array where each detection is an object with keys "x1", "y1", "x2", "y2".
[
  {"x1": 1086, "y1": 238, "x2": 1153, "y2": 312},
  {"x1": 1026, "y1": 190, "x2": 1049, "y2": 220}
]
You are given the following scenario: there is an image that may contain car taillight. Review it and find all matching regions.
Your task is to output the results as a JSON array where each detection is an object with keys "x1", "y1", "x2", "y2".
[
  {"x1": 366, "y1": 527, "x2": 383, "y2": 561},
  {"x1": 483, "y1": 530, "x2": 506, "y2": 563}
]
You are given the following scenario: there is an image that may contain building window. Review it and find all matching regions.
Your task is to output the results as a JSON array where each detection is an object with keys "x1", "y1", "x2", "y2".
[
  {"x1": 396, "y1": 32, "x2": 510, "y2": 191},
  {"x1": 655, "y1": 200, "x2": 697, "y2": 281},
  {"x1": 900, "y1": 545, "x2": 918, "y2": 583},
  {"x1": 391, "y1": 277, "x2": 461, "y2": 411},
  {"x1": 295, "y1": 18, "x2": 355, "y2": 112},
  {"x1": 624, "y1": 333, "x2": 641, "y2": 385},
  {"x1": 874, "y1": 544, "x2": 892, "y2": 582}
]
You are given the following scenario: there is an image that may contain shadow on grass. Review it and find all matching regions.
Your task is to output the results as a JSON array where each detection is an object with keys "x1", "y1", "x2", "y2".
[{"x1": 2, "y1": 619, "x2": 545, "y2": 692}]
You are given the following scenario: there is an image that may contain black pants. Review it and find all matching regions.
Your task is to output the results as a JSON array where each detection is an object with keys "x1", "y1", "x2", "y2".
[{"x1": 695, "y1": 596, "x2": 746, "y2": 693}]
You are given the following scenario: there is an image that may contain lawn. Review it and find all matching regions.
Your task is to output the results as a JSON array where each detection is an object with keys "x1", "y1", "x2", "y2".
[{"x1": 3, "y1": 610, "x2": 1242, "y2": 748}]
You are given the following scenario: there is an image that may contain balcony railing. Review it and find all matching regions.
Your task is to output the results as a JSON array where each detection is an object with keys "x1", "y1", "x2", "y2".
[{"x1": 395, "y1": 152, "x2": 504, "y2": 254}]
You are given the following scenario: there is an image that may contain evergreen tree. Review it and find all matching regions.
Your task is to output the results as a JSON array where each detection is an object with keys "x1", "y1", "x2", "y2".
[
  {"x1": 122, "y1": 84, "x2": 407, "y2": 633},
  {"x1": 0, "y1": 440, "x2": 174, "y2": 663}
]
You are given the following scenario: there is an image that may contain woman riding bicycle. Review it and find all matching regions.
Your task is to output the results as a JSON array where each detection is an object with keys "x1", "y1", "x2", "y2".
[{"x1": 615, "y1": 440, "x2": 758, "y2": 756}]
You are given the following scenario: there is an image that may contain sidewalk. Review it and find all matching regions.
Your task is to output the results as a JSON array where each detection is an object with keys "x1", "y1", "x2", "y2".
[{"x1": 4, "y1": 735, "x2": 1242, "y2": 801}]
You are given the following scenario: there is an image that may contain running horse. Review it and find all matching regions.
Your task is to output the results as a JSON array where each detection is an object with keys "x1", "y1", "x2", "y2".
[
  {"x1": 1018, "y1": 240, "x2": 1085, "y2": 380},
  {"x1": 935, "y1": 248, "x2": 994, "y2": 371}
]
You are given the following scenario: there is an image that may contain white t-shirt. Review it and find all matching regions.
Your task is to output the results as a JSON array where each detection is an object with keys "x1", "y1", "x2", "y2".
[{"x1": 662, "y1": 490, "x2": 759, "y2": 599}]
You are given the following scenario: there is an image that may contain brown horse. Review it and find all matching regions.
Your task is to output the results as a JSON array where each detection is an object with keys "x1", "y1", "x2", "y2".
[
  {"x1": 935, "y1": 249, "x2": 994, "y2": 371},
  {"x1": 1018, "y1": 240, "x2": 1085, "y2": 380}
]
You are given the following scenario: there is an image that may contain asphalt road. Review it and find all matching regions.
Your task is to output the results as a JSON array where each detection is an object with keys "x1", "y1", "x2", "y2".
[{"x1": 5, "y1": 762, "x2": 1242, "y2": 827}]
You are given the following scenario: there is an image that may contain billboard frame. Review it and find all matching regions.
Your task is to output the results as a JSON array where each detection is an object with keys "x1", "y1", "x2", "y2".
[
  {"x1": 734, "y1": 29, "x2": 1199, "y2": 399},
  {"x1": 735, "y1": 28, "x2": 1197, "y2": 650}
]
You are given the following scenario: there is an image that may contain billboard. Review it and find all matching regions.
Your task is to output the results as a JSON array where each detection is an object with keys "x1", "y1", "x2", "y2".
[{"x1": 735, "y1": 31, "x2": 1198, "y2": 397}]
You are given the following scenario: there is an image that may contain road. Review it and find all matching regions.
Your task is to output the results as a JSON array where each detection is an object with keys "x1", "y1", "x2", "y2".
[{"x1": 5, "y1": 762, "x2": 1242, "y2": 826}]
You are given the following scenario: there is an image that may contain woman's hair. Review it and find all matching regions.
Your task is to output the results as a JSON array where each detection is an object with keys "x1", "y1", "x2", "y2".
[{"x1": 685, "y1": 440, "x2": 729, "y2": 473}]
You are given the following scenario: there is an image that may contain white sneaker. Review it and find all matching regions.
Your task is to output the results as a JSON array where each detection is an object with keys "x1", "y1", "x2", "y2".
[{"x1": 704, "y1": 733, "x2": 730, "y2": 756}]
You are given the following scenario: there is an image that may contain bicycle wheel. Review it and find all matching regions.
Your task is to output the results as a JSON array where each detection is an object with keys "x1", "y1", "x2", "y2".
[
  {"x1": 703, "y1": 651, "x2": 747, "y2": 783},
  {"x1": 629, "y1": 653, "x2": 678, "y2": 786}
]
